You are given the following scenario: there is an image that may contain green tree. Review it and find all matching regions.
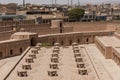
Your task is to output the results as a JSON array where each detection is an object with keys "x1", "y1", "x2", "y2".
[{"x1": 68, "y1": 8, "x2": 85, "y2": 21}]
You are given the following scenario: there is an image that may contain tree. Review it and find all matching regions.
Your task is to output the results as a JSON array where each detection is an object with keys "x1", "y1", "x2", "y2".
[{"x1": 68, "y1": 8, "x2": 85, "y2": 21}]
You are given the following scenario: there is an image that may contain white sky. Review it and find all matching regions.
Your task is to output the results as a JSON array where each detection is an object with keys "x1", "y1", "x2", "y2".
[{"x1": 0, "y1": 0, "x2": 120, "y2": 5}]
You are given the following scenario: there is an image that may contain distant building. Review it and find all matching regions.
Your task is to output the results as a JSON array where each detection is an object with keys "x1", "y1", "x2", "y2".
[
  {"x1": 0, "y1": 15, "x2": 26, "y2": 21},
  {"x1": 81, "y1": 13, "x2": 96, "y2": 21}
]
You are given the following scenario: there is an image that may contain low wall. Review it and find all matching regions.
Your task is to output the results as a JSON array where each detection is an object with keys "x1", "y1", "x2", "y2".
[
  {"x1": 95, "y1": 37, "x2": 113, "y2": 59},
  {"x1": 112, "y1": 47, "x2": 120, "y2": 66},
  {"x1": 0, "y1": 31, "x2": 15, "y2": 41},
  {"x1": 64, "y1": 22, "x2": 115, "y2": 32},
  {"x1": 38, "y1": 31, "x2": 115, "y2": 46},
  {"x1": 0, "y1": 39, "x2": 30, "y2": 59}
]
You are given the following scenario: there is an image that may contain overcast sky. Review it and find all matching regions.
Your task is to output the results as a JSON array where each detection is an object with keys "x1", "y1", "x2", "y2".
[{"x1": 0, "y1": 0, "x2": 120, "y2": 5}]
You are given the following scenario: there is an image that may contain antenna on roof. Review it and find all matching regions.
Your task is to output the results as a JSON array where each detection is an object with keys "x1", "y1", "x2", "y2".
[
  {"x1": 71, "y1": 0, "x2": 73, "y2": 6},
  {"x1": 55, "y1": 0, "x2": 57, "y2": 5},
  {"x1": 68, "y1": 0, "x2": 69, "y2": 6},
  {"x1": 78, "y1": 0, "x2": 80, "y2": 7},
  {"x1": 23, "y1": 0, "x2": 25, "y2": 7},
  {"x1": 51, "y1": 0, "x2": 53, "y2": 7}
]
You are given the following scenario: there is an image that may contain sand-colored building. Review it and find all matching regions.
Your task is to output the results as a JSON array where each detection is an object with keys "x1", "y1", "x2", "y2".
[
  {"x1": 0, "y1": 20, "x2": 120, "y2": 80},
  {"x1": 0, "y1": 31, "x2": 38, "y2": 59},
  {"x1": 95, "y1": 33, "x2": 120, "y2": 66},
  {"x1": 0, "y1": 20, "x2": 117, "y2": 59}
]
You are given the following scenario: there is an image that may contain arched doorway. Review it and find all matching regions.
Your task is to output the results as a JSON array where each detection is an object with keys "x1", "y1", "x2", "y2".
[
  {"x1": 78, "y1": 39, "x2": 80, "y2": 44},
  {"x1": 61, "y1": 41, "x2": 64, "y2": 46},
  {"x1": 9, "y1": 49, "x2": 13, "y2": 56},
  {"x1": 20, "y1": 48, "x2": 22, "y2": 53},
  {"x1": 52, "y1": 41, "x2": 55, "y2": 46},
  {"x1": 86, "y1": 38, "x2": 89, "y2": 42},
  {"x1": 31, "y1": 38, "x2": 35, "y2": 46},
  {"x1": 60, "y1": 22, "x2": 63, "y2": 33},
  {"x1": 69, "y1": 40, "x2": 72, "y2": 45},
  {"x1": 0, "y1": 52, "x2": 3, "y2": 58},
  {"x1": 85, "y1": 38, "x2": 89, "y2": 44}
]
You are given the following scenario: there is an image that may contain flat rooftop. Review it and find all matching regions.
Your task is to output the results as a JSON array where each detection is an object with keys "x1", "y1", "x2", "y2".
[
  {"x1": 113, "y1": 47, "x2": 120, "y2": 56},
  {"x1": 2, "y1": 44, "x2": 120, "y2": 80},
  {"x1": 96, "y1": 36, "x2": 120, "y2": 47},
  {"x1": 0, "y1": 48, "x2": 30, "y2": 80},
  {"x1": 0, "y1": 39, "x2": 20, "y2": 44},
  {"x1": 0, "y1": 56, "x2": 21, "y2": 80},
  {"x1": 85, "y1": 44, "x2": 120, "y2": 80},
  {"x1": 39, "y1": 30, "x2": 115, "y2": 37}
]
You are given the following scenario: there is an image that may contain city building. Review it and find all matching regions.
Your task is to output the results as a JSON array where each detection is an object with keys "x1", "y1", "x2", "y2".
[{"x1": 0, "y1": 2, "x2": 120, "y2": 80}]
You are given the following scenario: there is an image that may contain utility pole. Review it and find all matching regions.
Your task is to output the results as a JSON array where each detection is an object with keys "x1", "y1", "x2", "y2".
[
  {"x1": 78, "y1": 0, "x2": 80, "y2": 7},
  {"x1": 23, "y1": 0, "x2": 25, "y2": 8},
  {"x1": 55, "y1": 0, "x2": 57, "y2": 5},
  {"x1": 68, "y1": 0, "x2": 69, "y2": 6},
  {"x1": 71, "y1": 0, "x2": 73, "y2": 6},
  {"x1": 51, "y1": 0, "x2": 53, "y2": 7}
]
